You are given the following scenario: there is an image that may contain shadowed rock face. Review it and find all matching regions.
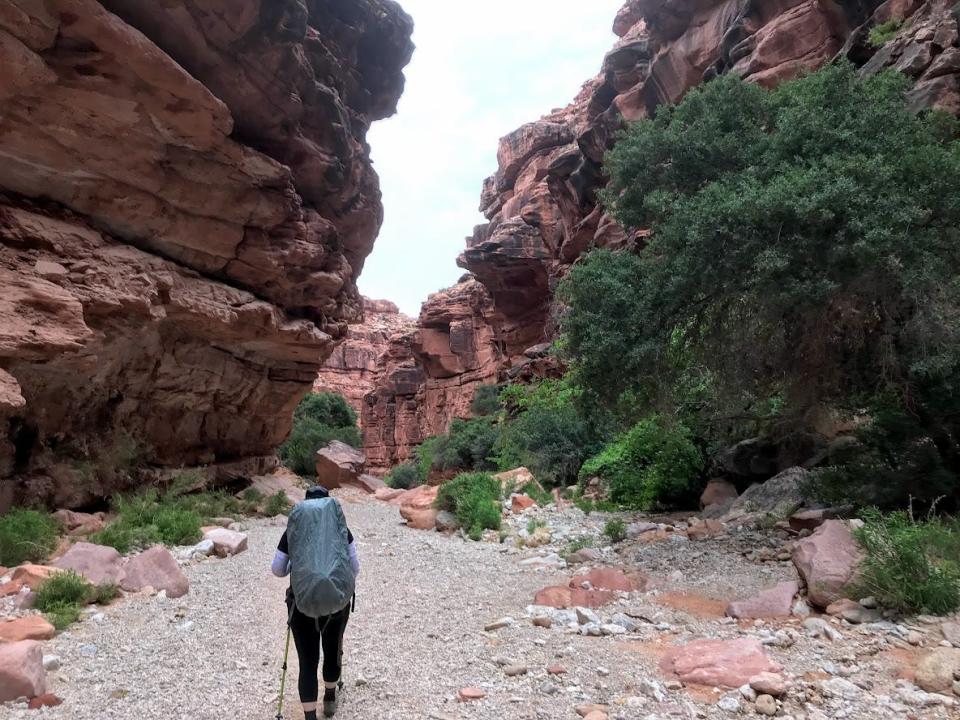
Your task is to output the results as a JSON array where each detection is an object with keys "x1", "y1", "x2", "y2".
[
  {"x1": 359, "y1": 0, "x2": 960, "y2": 469},
  {"x1": 0, "y1": 0, "x2": 413, "y2": 508}
]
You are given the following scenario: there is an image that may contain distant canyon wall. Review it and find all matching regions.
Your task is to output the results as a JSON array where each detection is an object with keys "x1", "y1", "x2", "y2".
[
  {"x1": 0, "y1": 0, "x2": 413, "y2": 509},
  {"x1": 354, "y1": 0, "x2": 960, "y2": 472}
]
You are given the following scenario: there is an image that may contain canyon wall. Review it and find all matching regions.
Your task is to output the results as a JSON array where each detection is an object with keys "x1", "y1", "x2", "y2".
[
  {"x1": 0, "y1": 0, "x2": 413, "y2": 509},
  {"x1": 314, "y1": 297, "x2": 415, "y2": 416},
  {"x1": 360, "y1": 0, "x2": 960, "y2": 471}
]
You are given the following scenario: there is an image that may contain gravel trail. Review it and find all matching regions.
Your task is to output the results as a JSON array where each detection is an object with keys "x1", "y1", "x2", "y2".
[{"x1": 7, "y1": 494, "x2": 959, "y2": 720}]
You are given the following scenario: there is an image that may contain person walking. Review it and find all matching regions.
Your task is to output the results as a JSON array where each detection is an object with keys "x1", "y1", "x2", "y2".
[{"x1": 272, "y1": 486, "x2": 359, "y2": 719}]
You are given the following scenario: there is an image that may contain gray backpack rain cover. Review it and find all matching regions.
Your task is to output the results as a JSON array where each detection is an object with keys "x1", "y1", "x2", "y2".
[{"x1": 286, "y1": 497, "x2": 356, "y2": 618}]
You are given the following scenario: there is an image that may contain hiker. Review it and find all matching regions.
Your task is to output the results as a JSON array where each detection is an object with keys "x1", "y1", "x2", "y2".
[{"x1": 272, "y1": 486, "x2": 360, "y2": 719}]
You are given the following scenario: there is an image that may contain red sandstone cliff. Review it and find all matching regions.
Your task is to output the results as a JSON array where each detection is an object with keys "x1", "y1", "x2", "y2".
[
  {"x1": 359, "y1": 0, "x2": 960, "y2": 470},
  {"x1": 314, "y1": 298, "x2": 415, "y2": 416},
  {"x1": 0, "y1": 0, "x2": 413, "y2": 509}
]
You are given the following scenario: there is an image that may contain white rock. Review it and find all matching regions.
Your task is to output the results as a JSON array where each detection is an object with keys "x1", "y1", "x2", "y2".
[
  {"x1": 600, "y1": 623, "x2": 627, "y2": 636},
  {"x1": 42, "y1": 655, "x2": 61, "y2": 671},
  {"x1": 717, "y1": 694, "x2": 741, "y2": 712},
  {"x1": 575, "y1": 607, "x2": 601, "y2": 625},
  {"x1": 821, "y1": 677, "x2": 862, "y2": 700},
  {"x1": 639, "y1": 678, "x2": 667, "y2": 702}
]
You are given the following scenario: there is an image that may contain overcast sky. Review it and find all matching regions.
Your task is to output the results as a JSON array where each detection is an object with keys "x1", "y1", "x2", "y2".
[{"x1": 359, "y1": 0, "x2": 626, "y2": 316}]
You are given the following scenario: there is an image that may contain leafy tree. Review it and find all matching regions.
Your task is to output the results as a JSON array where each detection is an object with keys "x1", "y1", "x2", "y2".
[
  {"x1": 279, "y1": 393, "x2": 362, "y2": 476},
  {"x1": 562, "y1": 64, "x2": 960, "y2": 506}
]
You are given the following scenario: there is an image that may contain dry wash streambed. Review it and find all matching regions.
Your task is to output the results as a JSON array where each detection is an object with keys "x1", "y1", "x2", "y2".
[{"x1": 5, "y1": 491, "x2": 959, "y2": 720}]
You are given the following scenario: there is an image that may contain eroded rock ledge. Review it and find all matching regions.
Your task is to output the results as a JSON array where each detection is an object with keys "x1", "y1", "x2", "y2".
[{"x1": 0, "y1": 0, "x2": 413, "y2": 508}]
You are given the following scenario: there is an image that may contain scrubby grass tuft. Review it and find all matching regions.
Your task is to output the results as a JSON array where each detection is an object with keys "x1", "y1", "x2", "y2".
[
  {"x1": 0, "y1": 508, "x2": 60, "y2": 566},
  {"x1": 604, "y1": 519, "x2": 627, "y2": 543},
  {"x1": 435, "y1": 472, "x2": 502, "y2": 540},
  {"x1": 562, "y1": 535, "x2": 595, "y2": 558},
  {"x1": 91, "y1": 489, "x2": 202, "y2": 554},
  {"x1": 852, "y1": 509, "x2": 960, "y2": 614},
  {"x1": 34, "y1": 570, "x2": 115, "y2": 631},
  {"x1": 868, "y1": 18, "x2": 901, "y2": 47},
  {"x1": 526, "y1": 518, "x2": 547, "y2": 534},
  {"x1": 265, "y1": 491, "x2": 292, "y2": 516}
]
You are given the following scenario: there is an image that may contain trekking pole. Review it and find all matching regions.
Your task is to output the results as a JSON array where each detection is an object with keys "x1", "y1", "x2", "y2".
[{"x1": 276, "y1": 626, "x2": 292, "y2": 720}]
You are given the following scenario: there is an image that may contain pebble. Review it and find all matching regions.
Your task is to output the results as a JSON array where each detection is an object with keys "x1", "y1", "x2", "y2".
[
  {"x1": 42, "y1": 655, "x2": 61, "y2": 671},
  {"x1": 717, "y1": 694, "x2": 741, "y2": 712},
  {"x1": 79, "y1": 644, "x2": 98, "y2": 658},
  {"x1": 503, "y1": 664, "x2": 528, "y2": 677},
  {"x1": 755, "y1": 694, "x2": 777, "y2": 715},
  {"x1": 485, "y1": 617, "x2": 514, "y2": 631}
]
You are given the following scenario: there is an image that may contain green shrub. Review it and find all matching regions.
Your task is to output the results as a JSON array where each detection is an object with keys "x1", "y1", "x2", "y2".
[
  {"x1": 91, "y1": 489, "x2": 203, "y2": 553},
  {"x1": 35, "y1": 570, "x2": 91, "y2": 611},
  {"x1": 0, "y1": 508, "x2": 60, "y2": 566},
  {"x1": 562, "y1": 64, "x2": 960, "y2": 507},
  {"x1": 495, "y1": 380, "x2": 608, "y2": 486},
  {"x1": 580, "y1": 416, "x2": 703, "y2": 510},
  {"x1": 435, "y1": 472, "x2": 502, "y2": 538},
  {"x1": 279, "y1": 393, "x2": 362, "y2": 476},
  {"x1": 265, "y1": 491, "x2": 292, "y2": 516},
  {"x1": 433, "y1": 417, "x2": 499, "y2": 472},
  {"x1": 562, "y1": 536, "x2": 595, "y2": 558},
  {"x1": 852, "y1": 509, "x2": 960, "y2": 614},
  {"x1": 526, "y1": 518, "x2": 547, "y2": 534},
  {"x1": 386, "y1": 462, "x2": 421, "y2": 490},
  {"x1": 470, "y1": 384, "x2": 502, "y2": 416},
  {"x1": 90, "y1": 583, "x2": 119, "y2": 605},
  {"x1": 45, "y1": 603, "x2": 83, "y2": 631},
  {"x1": 519, "y1": 481, "x2": 552, "y2": 507},
  {"x1": 604, "y1": 519, "x2": 627, "y2": 543},
  {"x1": 868, "y1": 18, "x2": 901, "y2": 47}
]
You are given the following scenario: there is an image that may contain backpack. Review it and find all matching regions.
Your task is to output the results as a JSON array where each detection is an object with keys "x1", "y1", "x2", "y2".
[{"x1": 285, "y1": 497, "x2": 356, "y2": 618}]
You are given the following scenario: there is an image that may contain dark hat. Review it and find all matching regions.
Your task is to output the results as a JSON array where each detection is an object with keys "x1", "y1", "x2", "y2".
[{"x1": 305, "y1": 485, "x2": 330, "y2": 500}]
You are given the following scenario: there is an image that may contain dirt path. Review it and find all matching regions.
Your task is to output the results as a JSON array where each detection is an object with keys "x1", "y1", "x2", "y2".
[{"x1": 7, "y1": 494, "x2": 959, "y2": 720}]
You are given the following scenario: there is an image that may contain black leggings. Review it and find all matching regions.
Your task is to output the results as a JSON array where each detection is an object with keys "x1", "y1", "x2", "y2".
[{"x1": 288, "y1": 602, "x2": 351, "y2": 703}]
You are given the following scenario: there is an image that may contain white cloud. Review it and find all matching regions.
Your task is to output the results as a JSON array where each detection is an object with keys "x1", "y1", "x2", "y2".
[{"x1": 360, "y1": 0, "x2": 626, "y2": 316}]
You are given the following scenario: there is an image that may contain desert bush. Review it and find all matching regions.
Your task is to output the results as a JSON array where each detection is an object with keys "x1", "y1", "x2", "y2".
[
  {"x1": 495, "y1": 380, "x2": 608, "y2": 486},
  {"x1": 279, "y1": 393, "x2": 362, "y2": 476},
  {"x1": 604, "y1": 519, "x2": 628, "y2": 543},
  {"x1": 0, "y1": 508, "x2": 60, "y2": 566},
  {"x1": 561, "y1": 64, "x2": 960, "y2": 507},
  {"x1": 435, "y1": 472, "x2": 502, "y2": 540},
  {"x1": 386, "y1": 462, "x2": 421, "y2": 490},
  {"x1": 852, "y1": 509, "x2": 960, "y2": 614},
  {"x1": 470, "y1": 384, "x2": 503, "y2": 416},
  {"x1": 35, "y1": 570, "x2": 119, "y2": 630},
  {"x1": 562, "y1": 536, "x2": 595, "y2": 558},
  {"x1": 868, "y1": 18, "x2": 901, "y2": 47},
  {"x1": 526, "y1": 518, "x2": 547, "y2": 534},
  {"x1": 265, "y1": 491, "x2": 292, "y2": 516},
  {"x1": 580, "y1": 416, "x2": 703, "y2": 510},
  {"x1": 91, "y1": 489, "x2": 202, "y2": 553}
]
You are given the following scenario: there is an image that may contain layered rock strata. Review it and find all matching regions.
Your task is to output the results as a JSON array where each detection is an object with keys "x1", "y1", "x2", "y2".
[
  {"x1": 314, "y1": 297, "x2": 415, "y2": 416},
  {"x1": 360, "y1": 0, "x2": 960, "y2": 470},
  {"x1": 0, "y1": 0, "x2": 413, "y2": 509}
]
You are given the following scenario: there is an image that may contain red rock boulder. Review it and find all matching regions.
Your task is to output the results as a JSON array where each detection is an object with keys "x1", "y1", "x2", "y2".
[
  {"x1": 0, "y1": 616, "x2": 56, "y2": 642},
  {"x1": 121, "y1": 546, "x2": 189, "y2": 598},
  {"x1": 511, "y1": 494, "x2": 536, "y2": 513},
  {"x1": 53, "y1": 542, "x2": 124, "y2": 586},
  {"x1": 0, "y1": 640, "x2": 46, "y2": 701},
  {"x1": 202, "y1": 528, "x2": 248, "y2": 558},
  {"x1": 11, "y1": 564, "x2": 60, "y2": 590},
  {"x1": 399, "y1": 485, "x2": 440, "y2": 530},
  {"x1": 569, "y1": 568, "x2": 645, "y2": 592},
  {"x1": 661, "y1": 638, "x2": 783, "y2": 688},
  {"x1": 700, "y1": 479, "x2": 738, "y2": 511},
  {"x1": 533, "y1": 585, "x2": 616, "y2": 609},
  {"x1": 726, "y1": 581, "x2": 800, "y2": 619},
  {"x1": 315, "y1": 441, "x2": 366, "y2": 490},
  {"x1": 792, "y1": 520, "x2": 862, "y2": 607},
  {"x1": 52, "y1": 509, "x2": 106, "y2": 536}
]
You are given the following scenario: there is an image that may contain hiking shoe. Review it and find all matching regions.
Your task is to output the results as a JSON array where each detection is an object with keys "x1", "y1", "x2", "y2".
[{"x1": 322, "y1": 692, "x2": 337, "y2": 718}]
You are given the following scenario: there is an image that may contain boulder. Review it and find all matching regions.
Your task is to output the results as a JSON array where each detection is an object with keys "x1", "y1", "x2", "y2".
[
  {"x1": 28, "y1": 694, "x2": 63, "y2": 709},
  {"x1": 0, "y1": 616, "x2": 56, "y2": 642},
  {"x1": 789, "y1": 507, "x2": 847, "y2": 532},
  {"x1": 435, "y1": 511, "x2": 459, "y2": 533},
  {"x1": 315, "y1": 441, "x2": 366, "y2": 490},
  {"x1": 0, "y1": 640, "x2": 46, "y2": 702},
  {"x1": 660, "y1": 638, "x2": 782, "y2": 689},
  {"x1": 700, "y1": 479, "x2": 739, "y2": 511},
  {"x1": 53, "y1": 542, "x2": 125, "y2": 586},
  {"x1": 511, "y1": 494, "x2": 536, "y2": 513},
  {"x1": 493, "y1": 467, "x2": 537, "y2": 494},
  {"x1": 749, "y1": 672, "x2": 787, "y2": 697},
  {"x1": 687, "y1": 519, "x2": 725, "y2": 540},
  {"x1": 10, "y1": 564, "x2": 60, "y2": 590},
  {"x1": 202, "y1": 528, "x2": 248, "y2": 558},
  {"x1": 915, "y1": 647, "x2": 960, "y2": 694},
  {"x1": 570, "y1": 567, "x2": 645, "y2": 592},
  {"x1": 121, "y1": 546, "x2": 190, "y2": 598},
  {"x1": 52, "y1": 509, "x2": 106, "y2": 536},
  {"x1": 240, "y1": 468, "x2": 305, "y2": 505},
  {"x1": 374, "y1": 487, "x2": 405, "y2": 503},
  {"x1": 726, "y1": 581, "x2": 800, "y2": 619},
  {"x1": 398, "y1": 485, "x2": 439, "y2": 530},
  {"x1": 792, "y1": 520, "x2": 862, "y2": 607},
  {"x1": 353, "y1": 474, "x2": 387, "y2": 494},
  {"x1": 723, "y1": 467, "x2": 807, "y2": 521},
  {"x1": 533, "y1": 585, "x2": 616, "y2": 609}
]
